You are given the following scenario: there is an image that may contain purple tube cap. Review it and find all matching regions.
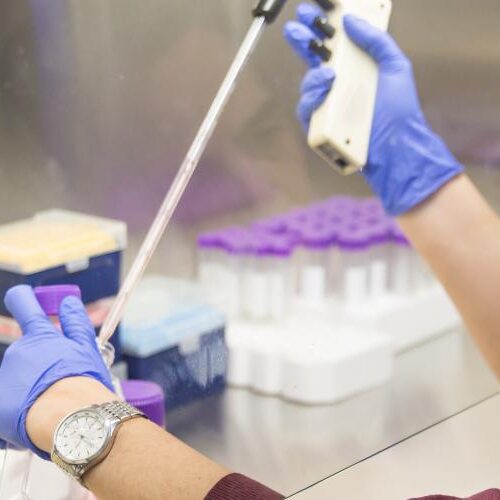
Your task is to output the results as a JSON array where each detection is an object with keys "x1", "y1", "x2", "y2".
[
  {"x1": 197, "y1": 228, "x2": 238, "y2": 250},
  {"x1": 301, "y1": 227, "x2": 336, "y2": 250},
  {"x1": 121, "y1": 379, "x2": 166, "y2": 427},
  {"x1": 197, "y1": 232, "x2": 219, "y2": 249},
  {"x1": 257, "y1": 234, "x2": 294, "y2": 257},
  {"x1": 220, "y1": 228, "x2": 256, "y2": 256},
  {"x1": 34, "y1": 285, "x2": 82, "y2": 316},
  {"x1": 337, "y1": 224, "x2": 372, "y2": 251}
]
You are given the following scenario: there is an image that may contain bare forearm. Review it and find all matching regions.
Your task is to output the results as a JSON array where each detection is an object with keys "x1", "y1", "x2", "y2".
[
  {"x1": 27, "y1": 377, "x2": 228, "y2": 500},
  {"x1": 398, "y1": 174, "x2": 500, "y2": 375},
  {"x1": 87, "y1": 418, "x2": 228, "y2": 500}
]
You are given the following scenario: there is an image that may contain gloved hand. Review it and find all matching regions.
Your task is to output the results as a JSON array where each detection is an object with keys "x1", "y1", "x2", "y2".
[
  {"x1": 284, "y1": 3, "x2": 464, "y2": 216},
  {"x1": 0, "y1": 285, "x2": 114, "y2": 459}
]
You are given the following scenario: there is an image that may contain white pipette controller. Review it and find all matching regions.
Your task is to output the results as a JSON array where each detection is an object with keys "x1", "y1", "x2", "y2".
[{"x1": 307, "y1": 0, "x2": 392, "y2": 175}]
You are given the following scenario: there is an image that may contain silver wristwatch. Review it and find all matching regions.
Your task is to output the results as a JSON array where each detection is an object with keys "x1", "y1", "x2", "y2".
[{"x1": 51, "y1": 401, "x2": 145, "y2": 486}]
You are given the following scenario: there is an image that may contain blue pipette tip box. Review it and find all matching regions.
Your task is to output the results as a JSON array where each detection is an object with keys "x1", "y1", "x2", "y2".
[
  {"x1": 124, "y1": 328, "x2": 227, "y2": 411},
  {"x1": 120, "y1": 277, "x2": 228, "y2": 412}
]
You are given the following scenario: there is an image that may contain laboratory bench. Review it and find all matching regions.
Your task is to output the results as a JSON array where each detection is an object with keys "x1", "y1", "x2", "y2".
[
  {"x1": 168, "y1": 328, "x2": 500, "y2": 498},
  {"x1": 291, "y1": 391, "x2": 500, "y2": 499}
]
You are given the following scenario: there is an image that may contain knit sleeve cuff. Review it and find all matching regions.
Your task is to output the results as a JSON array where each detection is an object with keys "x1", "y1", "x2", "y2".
[{"x1": 205, "y1": 473, "x2": 284, "y2": 500}]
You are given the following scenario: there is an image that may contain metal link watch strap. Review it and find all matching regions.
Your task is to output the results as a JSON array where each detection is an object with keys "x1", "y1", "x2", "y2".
[
  {"x1": 98, "y1": 401, "x2": 145, "y2": 424},
  {"x1": 52, "y1": 452, "x2": 87, "y2": 481}
]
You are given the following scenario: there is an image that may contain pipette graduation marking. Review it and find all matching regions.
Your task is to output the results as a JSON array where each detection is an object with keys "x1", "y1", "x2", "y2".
[{"x1": 99, "y1": 1, "x2": 288, "y2": 345}]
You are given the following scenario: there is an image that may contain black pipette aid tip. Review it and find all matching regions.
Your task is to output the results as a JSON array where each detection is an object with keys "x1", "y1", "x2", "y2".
[
  {"x1": 314, "y1": 17, "x2": 336, "y2": 38},
  {"x1": 253, "y1": 0, "x2": 288, "y2": 24},
  {"x1": 309, "y1": 39, "x2": 332, "y2": 62}
]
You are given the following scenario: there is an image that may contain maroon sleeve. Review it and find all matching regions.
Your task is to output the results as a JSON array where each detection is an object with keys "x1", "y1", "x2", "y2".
[
  {"x1": 205, "y1": 473, "x2": 284, "y2": 500},
  {"x1": 409, "y1": 489, "x2": 500, "y2": 500}
]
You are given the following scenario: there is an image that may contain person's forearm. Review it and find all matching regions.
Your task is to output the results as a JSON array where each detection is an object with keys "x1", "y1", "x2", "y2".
[
  {"x1": 27, "y1": 377, "x2": 228, "y2": 500},
  {"x1": 398, "y1": 174, "x2": 500, "y2": 376},
  {"x1": 87, "y1": 418, "x2": 228, "y2": 500}
]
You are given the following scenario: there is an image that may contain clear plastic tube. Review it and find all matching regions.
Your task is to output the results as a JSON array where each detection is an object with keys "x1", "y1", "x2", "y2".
[
  {"x1": 328, "y1": 245, "x2": 342, "y2": 298},
  {"x1": 243, "y1": 257, "x2": 269, "y2": 321},
  {"x1": 343, "y1": 249, "x2": 370, "y2": 305},
  {"x1": 369, "y1": 243, "x2": 390, "y2": 300},
  {"x1": 219, "y1": 252, "x2": 242, "y2": 318},
  {"x1": 300, "y1": 249, "x2": 329, "y2": 305},
  {"x1": 268, "y1": 258, "x2": 290, "y2": 322},
  {"x1": 198, "y1": 248, "x2": 218, "y2": 288}
]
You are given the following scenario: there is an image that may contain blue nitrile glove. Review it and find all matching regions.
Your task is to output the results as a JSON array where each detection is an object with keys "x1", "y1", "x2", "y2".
[
  {"x1": 284, "y1": 3, "x2": 464, "y2": 216},
  {"x1": 0, "y1": 285, "x2": 114, "y2": 459}
]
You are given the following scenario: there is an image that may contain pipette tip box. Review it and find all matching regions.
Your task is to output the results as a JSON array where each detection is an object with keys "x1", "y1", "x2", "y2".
[
  {"x1": 120, "y1": 276, "x2": 228, "y2": 411},
  {"x1": 0, "y1": 209, "x2": 127, "y2": 317}
]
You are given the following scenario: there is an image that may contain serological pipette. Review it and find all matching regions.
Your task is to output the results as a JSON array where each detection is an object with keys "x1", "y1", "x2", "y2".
[{"x1": 99, "y1": 1, "x2": 288, "y2": 345}]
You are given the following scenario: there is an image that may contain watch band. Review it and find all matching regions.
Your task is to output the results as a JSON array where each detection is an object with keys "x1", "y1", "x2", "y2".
[
  {"x1": 98, "y1": 401, "x2": 145, "y2": 425},
  {"x1": 51, "y1": 400, "x2": 145, "y2": 487}
]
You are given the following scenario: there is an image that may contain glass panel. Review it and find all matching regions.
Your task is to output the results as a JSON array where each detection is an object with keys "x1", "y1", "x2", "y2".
[{"x1": 0, "y1": 1, "x2": 499, "y2": 498}]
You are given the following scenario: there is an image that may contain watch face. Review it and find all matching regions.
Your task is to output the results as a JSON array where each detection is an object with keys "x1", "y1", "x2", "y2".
[{"x1": 55, "y1": 410, "x2": 108, "y2": 463}]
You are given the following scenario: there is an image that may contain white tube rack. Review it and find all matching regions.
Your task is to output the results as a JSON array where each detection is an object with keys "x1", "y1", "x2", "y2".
[{"x1": 226, "y1": 284, "x2": 460, "y2": 405}]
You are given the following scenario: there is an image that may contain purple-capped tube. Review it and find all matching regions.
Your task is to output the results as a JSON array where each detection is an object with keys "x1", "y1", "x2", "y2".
[
  {"x1": 299, "y1": 227, "x2": 333, "y2": 305},
  {"x1": 218, "y1": 228, "x2": 251, "y2": 318},
  {"x1": 366, "y1": 219, "x2": 392, "y2": 300},
  {"x1": 197, "y1": 230, "x2": 226, "y2": 292},
  {"x1": 241, "y1": 232, "x2": 270, "y2": 321},
  {"x1": 389, "y1": 222, "x2": 414, "y2": 295},
  {"x1": 337, "y1": 223, "x2": 372, "y2": 305},
  {"x1": 266, "y1": 235, "x2": 294, "y2": 321}
]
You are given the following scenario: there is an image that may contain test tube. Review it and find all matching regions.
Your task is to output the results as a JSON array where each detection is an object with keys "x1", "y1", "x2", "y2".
[
  {"x1": 299, "y1": 227, "x2": 334, "y2": 306},
  {"x1": 367, "y1": 219, "x2": 393, "y2": 300},
  {"x1": 389, "y1": 222, "x2": 414, "y2": 296},
  {"x1": 278, "y1": 216, "x2": 308, "y2": 295},
  {"x1": 265, "y1": 235, "x2": 294, "y2": 322},
  {"x1": 337, "y1": 223, "x2": 371, "y2": 305},
  {"x1": 241, "y1": 232, "x2": 270, "y2": 321},
  {"x1": 197, "y1": 231, "x2": 225, "y2": 290},
  {"x1": 218, "y1": 230, "x2": 247, "y2": 318}
]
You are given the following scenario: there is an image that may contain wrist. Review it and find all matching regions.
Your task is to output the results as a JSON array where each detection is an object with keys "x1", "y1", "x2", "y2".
[
  {"x1": 26, "y1": 376, "x2": 117, "y2": 455},
  {"x1": 365, "y1": 117, "x2": 463, "y2": 216}
]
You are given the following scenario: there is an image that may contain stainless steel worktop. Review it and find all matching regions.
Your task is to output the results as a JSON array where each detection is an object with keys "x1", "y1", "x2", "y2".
[
  {"x1": 292, "y1": 391, "x2": 500, "y2": 499},
  {"x1": 168, "y1": 329, "x2": 499, "y2": 497}
]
